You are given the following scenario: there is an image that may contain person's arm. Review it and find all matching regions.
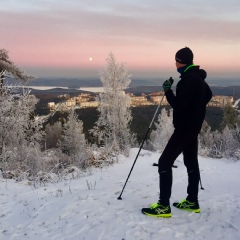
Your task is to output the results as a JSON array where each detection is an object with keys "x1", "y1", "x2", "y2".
[{"x1": 166, "y1": 77, "x2": 197, "y2": 111}]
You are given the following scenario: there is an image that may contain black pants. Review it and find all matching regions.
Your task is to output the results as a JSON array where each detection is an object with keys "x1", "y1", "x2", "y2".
[{"x1": 158, "y1": 128, "x2": 200, "y2": 206}]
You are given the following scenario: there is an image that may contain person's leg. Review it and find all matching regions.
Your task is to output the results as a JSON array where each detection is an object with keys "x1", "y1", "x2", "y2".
[
  {"x1": 183, "y1": 135, "x2": 200, "y2": 202},
  {"x1": 142, "y1": 129, "x2": 199, "y2": 217},
  {"x1": 158, "y1": 129, "x2": 196, "y2": 206}
]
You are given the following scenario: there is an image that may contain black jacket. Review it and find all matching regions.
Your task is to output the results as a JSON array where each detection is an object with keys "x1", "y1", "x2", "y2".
[{"x1": 165, "y1": 65, "x2": 212, "y2": 132}]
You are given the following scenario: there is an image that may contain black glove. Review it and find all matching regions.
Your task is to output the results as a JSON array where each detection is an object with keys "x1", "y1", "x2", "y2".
[{"x1": 163, "y1": 77, "x2": 174, "y2": 92}]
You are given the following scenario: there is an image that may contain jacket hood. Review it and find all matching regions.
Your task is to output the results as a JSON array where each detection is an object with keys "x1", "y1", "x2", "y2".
[
  {"x1": 181, "y1": 65, "x2": 207, "y2": 80},
  {"x1": 198, "y1": 69, "x2": 207, "y2": 80}
]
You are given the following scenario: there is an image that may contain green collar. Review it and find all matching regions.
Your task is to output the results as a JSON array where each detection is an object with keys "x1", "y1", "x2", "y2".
[{"x1": 184, "y1": 64, "x2": 195, "y2": 73}]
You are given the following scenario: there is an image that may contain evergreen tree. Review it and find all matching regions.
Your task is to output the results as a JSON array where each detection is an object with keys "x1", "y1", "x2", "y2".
[
  {"x1": 221, "y1": 103, "x2": 238, "y2": 129},
  {"x1": 60, "y1": 109, "x2": 87, "y2": 168},
  {"x1": 90, "y1": 53, "x2": 134, "y2": 156},
  {"x1": 45, "y1": 122, "x2": 62, "y2": 149},
  {"x1": 0, "y1": 88, "x2": 44, "y2": 172},
  {"x1": 0, "y1": 49, "x2": 34, "y2": 88}
]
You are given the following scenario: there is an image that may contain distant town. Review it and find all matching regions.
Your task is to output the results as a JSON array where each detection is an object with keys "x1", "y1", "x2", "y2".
[{"x1": 47, "y1": 91, "x2": 234, "y2": 111}]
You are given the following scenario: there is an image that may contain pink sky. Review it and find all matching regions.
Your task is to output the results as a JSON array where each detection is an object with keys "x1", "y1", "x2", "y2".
[{"x1": 1, "y1": 0, "x2": 240, "y2": 79}]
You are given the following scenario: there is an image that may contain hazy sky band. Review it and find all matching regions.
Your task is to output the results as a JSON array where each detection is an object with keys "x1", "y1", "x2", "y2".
[{"x1": 1, "y1": 0, "x2": 240, "y2": 78}]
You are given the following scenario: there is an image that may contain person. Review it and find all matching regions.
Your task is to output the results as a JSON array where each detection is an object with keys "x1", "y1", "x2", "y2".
[{"x1": 142, "y1": 47, "x2": 212, "y2": 218}]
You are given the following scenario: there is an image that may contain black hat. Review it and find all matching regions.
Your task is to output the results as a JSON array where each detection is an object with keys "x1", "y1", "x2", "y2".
[{"x1": 175, "y1": 47, "x2": 193, "y2": 64}]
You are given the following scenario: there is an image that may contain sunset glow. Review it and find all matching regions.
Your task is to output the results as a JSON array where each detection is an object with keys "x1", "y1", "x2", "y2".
[{"x1": 1, "y1": 0, "x2": 240, "y2": 79}]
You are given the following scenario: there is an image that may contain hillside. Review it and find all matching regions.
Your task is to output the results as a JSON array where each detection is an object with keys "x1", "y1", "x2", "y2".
[{"x1": 1, "y1": 149, "x2": 240, "y2": 239}]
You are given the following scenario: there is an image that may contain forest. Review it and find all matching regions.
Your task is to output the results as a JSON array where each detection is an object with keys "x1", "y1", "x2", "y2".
[{"x1": 42, "y1": 105, "x2": 223, "y2": 144}]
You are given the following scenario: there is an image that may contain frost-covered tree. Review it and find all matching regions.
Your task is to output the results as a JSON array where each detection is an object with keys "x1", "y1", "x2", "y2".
[
  {"x1": 0, "y1": 49, "x2": 34, "y2": 88},
  {"x1": 150, "y1": 108, "x2": 174, "y2": 151},
  {"x1": 213, "y1": 126, "x2": 240, "y2": 159},
  {"x1": 201, "y1": 105, "x2": 240, "y2": 159},
  {"x1": 0, "y1": 87, "x2": 44, "y2": 172},
  {"x1": 198, "y1": 119, "x2": 240, "y2": 159},
  {"x1": 60, "y1": 109, "x2": 88, "y2": 168},
  {"x1": 198, "y1": 121, "x2": 212, "y2": 156},
  {"x1": 90, "y1": 53, "x2": 134, "y2": 156}
]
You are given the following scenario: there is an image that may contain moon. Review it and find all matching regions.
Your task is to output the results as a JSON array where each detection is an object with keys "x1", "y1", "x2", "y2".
[{"x1": 89, "y1": 57, "x2": 93, "y2": 61}]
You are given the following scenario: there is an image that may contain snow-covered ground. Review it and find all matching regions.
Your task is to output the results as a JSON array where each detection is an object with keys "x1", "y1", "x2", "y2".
[{"x1": 0, "y1": 148, "x2": 240, "y2": 240}]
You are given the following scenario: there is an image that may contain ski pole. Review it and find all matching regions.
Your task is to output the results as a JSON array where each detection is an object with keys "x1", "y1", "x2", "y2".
[
  {"x1": 199, "y1": 172, "x2": 204, "y2": 190},
  {"x1": 117, "y1": 92, "x2": 166, "y2": 200}
]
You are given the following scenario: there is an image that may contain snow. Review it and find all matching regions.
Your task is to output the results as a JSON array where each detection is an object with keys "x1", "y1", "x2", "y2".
[{"x1": 1, "y1": 148, "x2": 240, "y2": 240}]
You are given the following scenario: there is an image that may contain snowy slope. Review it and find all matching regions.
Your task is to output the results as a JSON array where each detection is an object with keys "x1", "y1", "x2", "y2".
[{"x1": 0, "y1": 148, "x2": 240, "y2": 240}]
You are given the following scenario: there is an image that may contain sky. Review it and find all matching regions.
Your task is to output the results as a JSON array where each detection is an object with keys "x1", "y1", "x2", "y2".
[{"x1": 1, "y1": 0, "x2": 240, "y2": 79}]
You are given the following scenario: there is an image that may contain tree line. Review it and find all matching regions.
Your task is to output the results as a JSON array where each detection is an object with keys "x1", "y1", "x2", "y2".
[{"x1": 0, "y1": 49, "x2": 239, "y2": 184}]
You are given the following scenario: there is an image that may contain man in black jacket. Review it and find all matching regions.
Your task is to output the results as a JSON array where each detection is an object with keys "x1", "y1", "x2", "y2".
[{"x1": 142, "y1": 47, "x2": 212, "y2": 218}]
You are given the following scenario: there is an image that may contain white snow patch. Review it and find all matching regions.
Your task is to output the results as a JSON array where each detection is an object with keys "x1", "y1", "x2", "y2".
[{"x1": 0, "y1": 148, "x2": 240, "y2": 240}]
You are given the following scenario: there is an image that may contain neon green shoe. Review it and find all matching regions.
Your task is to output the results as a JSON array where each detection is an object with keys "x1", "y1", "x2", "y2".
[
  {"x1": 173, "y1": 199, "x2": 200, "y2": 213},
  {"x1": 142, "y1": 202, "x2": 172, "y2": 218}
]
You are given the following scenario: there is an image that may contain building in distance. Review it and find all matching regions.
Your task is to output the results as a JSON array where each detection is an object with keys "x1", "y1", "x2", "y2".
[{"x1": 47, "y1": 91, "x2": 235, "y2": 111}]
